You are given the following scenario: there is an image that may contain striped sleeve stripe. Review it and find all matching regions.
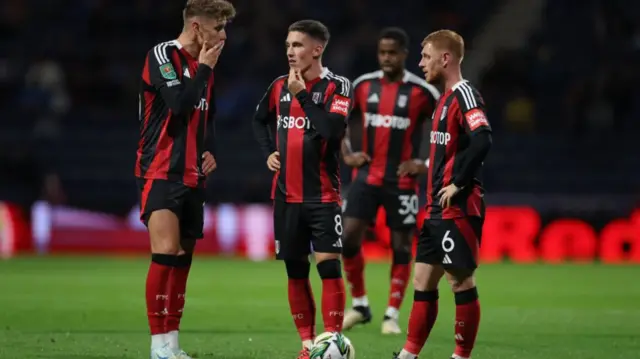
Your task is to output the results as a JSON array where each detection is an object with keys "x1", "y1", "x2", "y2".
[
  {"x1": 327, "y1": 73, "x2": 346, "y2": 96},
  {"x1": 352, "y1": 70, "x2": 382, "y2": 88},
  {"x1": 457, "y1": 82, "x2": 477, "y2": 110},
  {"x1": 327, "y1": 72, "x2": 351, "y2": 96},
  {"x1": 153, "y1": 42, "x2": 171, "y2": 65}
]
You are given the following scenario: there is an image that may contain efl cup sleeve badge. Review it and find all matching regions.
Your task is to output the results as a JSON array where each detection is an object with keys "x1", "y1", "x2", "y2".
[{"x1": 159, "y1": 63, "x2": 177, "y2": 80}]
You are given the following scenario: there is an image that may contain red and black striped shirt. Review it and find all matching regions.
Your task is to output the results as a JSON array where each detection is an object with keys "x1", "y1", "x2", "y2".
[
  {"x1": 349, "y1": 70, "x2": 439, "y2": 190},
  {"x1": 253, "y1": 68, "x2": 353, "y2": 203},
  {"x1": 135, "y1": 40, "x2": 216, "y2": 188},
  {"x1": 425, "y1": 80, "x2": 491, "y2": 220}
]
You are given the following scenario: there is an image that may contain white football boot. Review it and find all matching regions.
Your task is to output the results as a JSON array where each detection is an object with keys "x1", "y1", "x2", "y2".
[
  {"x1": 381, "y1": 317, "x2": 402, "y2": 334},
  {"x1": 342, "y1": 306, "x2": 373, "y2": 330},
  {"x1": 150, "y1": 343, "x2": 175, "y2": 359},
  {"x1": 172, "y1": 349, "x2": 193, "y2": 359}
]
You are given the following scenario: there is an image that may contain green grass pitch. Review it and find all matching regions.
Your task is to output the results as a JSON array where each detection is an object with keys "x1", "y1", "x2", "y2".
[{"x1": 0, "y1": 257, "x2": 638, "y2": 358}]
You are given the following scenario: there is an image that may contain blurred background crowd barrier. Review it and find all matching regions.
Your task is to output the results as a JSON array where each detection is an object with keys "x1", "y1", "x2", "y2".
[{"x1": 1, "y1": 0, "x2": 638, "y2": 262}]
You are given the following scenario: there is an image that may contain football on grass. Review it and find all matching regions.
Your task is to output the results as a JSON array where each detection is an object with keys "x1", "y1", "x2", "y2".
[{"x1": 310, "y1": 332, "x2": 355, "y2": 359}]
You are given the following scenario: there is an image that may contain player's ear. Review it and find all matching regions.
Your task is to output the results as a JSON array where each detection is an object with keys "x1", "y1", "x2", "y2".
[
  {"x1": 442, "y1": 52, "x2": 450, "y2": 68},
  {"x1": 190, "y1": 20, "x2": 199, "y2": 35},
  {"x1": 312, "y1": 43, "x2": 324, "y2": 58}
]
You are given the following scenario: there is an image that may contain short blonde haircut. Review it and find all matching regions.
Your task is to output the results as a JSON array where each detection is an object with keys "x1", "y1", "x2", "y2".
[
  {"x1": 184, "y1": 0, "x2": 236, "y2": 21},
  {"x1": 422, "y1": 30, "x2": 464, "y2": 60}
]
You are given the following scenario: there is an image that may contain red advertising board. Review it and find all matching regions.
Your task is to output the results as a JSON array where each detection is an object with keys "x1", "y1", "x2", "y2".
[
  {"x1": 366, "y1": 206, "x2": 640, "y2": 264},
  {"x1": 0, "y1": 202, "x2": 32, "y2": 258},
  {"x1": 18, "y1": 202, "x2": 637, "y2": 263}
]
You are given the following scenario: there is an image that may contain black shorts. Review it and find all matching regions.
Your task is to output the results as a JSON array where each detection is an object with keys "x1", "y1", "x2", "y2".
[
  {"x1": 416, "y1": 217, "x2": 484, "y2": 269},
  {"x1": 273, "y1": 201, "x2": 343, "y2": 260},
  {"x1": 137, "y1": 179, "x2": 205, "y2": 240},
  {"x1": 343, "y1": 180, "x2": 418, "y2": 230}
]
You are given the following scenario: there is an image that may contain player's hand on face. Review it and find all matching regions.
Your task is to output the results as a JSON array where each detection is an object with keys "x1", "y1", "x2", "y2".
[
  {"x1": 202, "y1": 151, "x2": 217, "y2": 174},
  {"x1": 267, "y1": 151, "x2": 280, "y2": 172},
  {"x1": 344, "y1": 152, "x2": 370, "y2": 168},
  {"x1": 437, "y1": 183, "x2": 460, "y2": 208},
  {"x1": 287, "y1": 68, "x2": 306, "y2": 95},
  {"x1": 199, "y1": 41, "x2": 225, "y2": 69}
]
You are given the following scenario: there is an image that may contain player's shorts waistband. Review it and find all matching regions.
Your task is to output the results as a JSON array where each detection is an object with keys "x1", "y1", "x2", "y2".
[{"x1": 135, "y1": 175, "x2": 205, "y2": 189}]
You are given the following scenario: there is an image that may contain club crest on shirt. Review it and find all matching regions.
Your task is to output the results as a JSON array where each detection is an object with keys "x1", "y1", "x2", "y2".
[
  {"x1": 440, "y1": 106, "x2": 448, "y2": 121},
  {"x1": 398, "y1": 94, "x2": 407, "y2": 108},
  {"x1": 312, "y1": 92, "x2": 322, "y2": 104},
  {"x1": 159, "y1": 63, "x2": 177, "y2": 80}
]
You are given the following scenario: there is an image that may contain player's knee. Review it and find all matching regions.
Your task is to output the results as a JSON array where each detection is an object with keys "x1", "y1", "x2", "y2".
[
  {"x1": 342, "y1": 243, "x2": 360, "y2": 258},
  {"x1": 314, "y1": 251, "x2": 341, "y2": 263},
  {"x1": 148, "y1": 210, "x2": 180, "y2": 254},
  {"x1": 343, "y1": 218, "x2": 366, "y2": 242},
  {"x1": 413, "y1": 263, "x2": 443, "y2": 291},
  {"x1": 412, "y1": 273, "x2": 426, "y2": 291},
  {"x1": 179, "y1": 238, "x2": 197, "y2": 255},
  {"x1": 392, "y1": 248, "x2": 412, "y2": 265},
  {"x1": 151, "y1": 240, "x2": 181, "y2": 255},
  {"x1": 342, "y1": 220, "x2": 367, "y2": 258},
  {"x1": 316, "y1": 258, "x2": 342, "y2": 279},
  {"x1": 446, "y1": 269, "x2": 476, "y2": 292},
  {"x1": 390, "y1": 231, "x2": 412, "y2": 255},
  {"x1": 285, "y1": 259, "x2": 311, "y2": 279}
]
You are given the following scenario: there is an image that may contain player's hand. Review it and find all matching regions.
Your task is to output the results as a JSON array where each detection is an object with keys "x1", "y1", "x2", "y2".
[
  {"x1": 397, "y1": 159, "x2": 427, "y2": 176},
  {"x1": 199, "y1": 41, "x2": 225, "y2": 69},
  {"x1": 438, "y1": 183, "x2": 460, "y2": 208},
  {"x1": 267, "y1": 151, "x2": 280, "y2": 172},
  {"x1": 343, "y1": 152, "x2": 370, "y2": 168},
  {"x1": 287, "y1": 68, "x2": 306, "y2": 95},
  {"x1": 202, "y1": 151, "x2": 217, "y2": 174}
]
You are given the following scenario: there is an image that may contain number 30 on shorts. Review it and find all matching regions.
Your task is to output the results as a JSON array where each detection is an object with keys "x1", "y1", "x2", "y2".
[{"x1": 398, "y1": 194, "x2": 419, "y2": 216}]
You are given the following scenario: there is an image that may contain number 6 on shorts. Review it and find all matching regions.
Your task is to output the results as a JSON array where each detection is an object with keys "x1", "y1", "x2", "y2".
[
  {"x1": 416, "y1": 217, "x2": 484, "y2": 269},
  {"x1": 441, "y1": 218, "x2": 483, "y2": 269},
  {"x1": 441, "y1": 230, "x2": 455, "y2": 252}
]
